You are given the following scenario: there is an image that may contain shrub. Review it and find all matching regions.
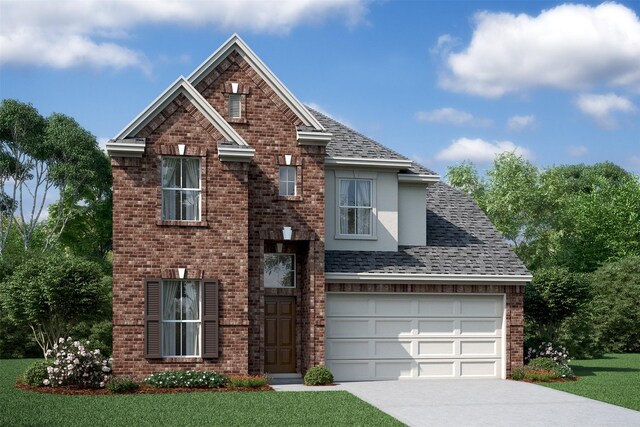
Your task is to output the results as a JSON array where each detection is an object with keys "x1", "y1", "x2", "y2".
[
  {"x1": 23, "y1": 360, "x2": 52, "y2": 387},
  {"x1": 304, "y1": 366, "x2": 333, "y2": 386},
  {"x1": 145, "y1": 370, "x2": 228, "y2": 388},
  {"x1": 106, "y1": 376, "x2": 139, "y2": 393},
  {"x1": 510, "y1": 367, "x2": 525, "y2": 380},
  {"x1": 229, "y1": 375, "x2": 268, "y2": 388},
  {"x1": 523, "y1": 368, "x2": 559, "y2": 382},
  {"x1": 45, "y1": 337, "x2": 112, "y2": 388},
  {"x1": 526, "y1": 342, "x2": 570, "y2": 365},
  {"x1": 528, "y1": 357, "x2": 559, "y2": 371}
]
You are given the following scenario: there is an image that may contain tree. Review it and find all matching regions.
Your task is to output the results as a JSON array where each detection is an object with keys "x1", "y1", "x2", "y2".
[
  {"x1": 445, "y1": 162, "x2": 486, "y2": 207},
  {"x1": 590, "y1": 256, "x2": 640, "y2": 353},
  {"x1": 524, "y1": 267, "x2": 590, "y2": 343},
  {"x1": 0, "y1": 253, "x2": 110, "y2": 358},
  {"x1": 0, "y1": 99, "x2": 111, "y2": 254}
]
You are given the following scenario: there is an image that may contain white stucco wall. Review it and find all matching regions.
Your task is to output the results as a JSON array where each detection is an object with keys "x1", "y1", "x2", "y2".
[
  {"x1": 325, "y1": 168, "x2": 398, "y2": 251},
  {"x1": 398, "y1": 184, "x2": 427, "y2": 246}
]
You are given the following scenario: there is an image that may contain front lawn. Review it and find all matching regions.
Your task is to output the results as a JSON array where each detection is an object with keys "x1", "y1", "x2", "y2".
[
  {"x1": 0, "y1": 359, "x2": 403, "y2": 427},
  {"x1": 541, "y1": 353, "x2": 640, "y2": 411}
]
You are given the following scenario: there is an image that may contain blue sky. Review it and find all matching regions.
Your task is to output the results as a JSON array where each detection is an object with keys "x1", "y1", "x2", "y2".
[{"x1": 1, "y1": 0, "x2": 639, "y2": 178}]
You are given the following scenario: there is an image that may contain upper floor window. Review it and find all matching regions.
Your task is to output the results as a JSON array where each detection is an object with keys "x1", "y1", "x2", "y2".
[
  {"x1": 279, "y1": 166, "x2": 297, "y2": 196},
  {"x1": 162, "y1": 157, "x2": 201, "y2": 221},
  {"x1": 162, "y1": 280, "x2": 201, "y2": 357},
  {"x1": 229, "y1": 94, "x2": 242, "y2": 119},
  {"x1": 264, "y1": 254, "x2": 295, "y2": 288},
  {"x1": 339, "y1": 179, "x2": 372, "y2": 235}
]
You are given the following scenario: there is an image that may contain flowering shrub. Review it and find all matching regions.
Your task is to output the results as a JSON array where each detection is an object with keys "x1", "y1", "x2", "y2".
[
  {"x1": 228, "y1": 375, "x2": 268, "y2": 388},
  {"x1": 45, "y1": 337, "x2": 112, "y2": 388},
  {"x1": 145, "y1": 370, "x2": 228, "y2": 388},
  {"x1": 526, "y1": 342, "x2": 571, "y2": 365}
]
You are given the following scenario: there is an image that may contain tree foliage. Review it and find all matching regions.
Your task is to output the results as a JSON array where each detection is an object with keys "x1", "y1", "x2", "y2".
[
  {"x1": 0, "y1": 99, "x2": 111, "y2": 254},
  {"x1": 0, "y1": 252, "x2": 110, "y2": 358}
]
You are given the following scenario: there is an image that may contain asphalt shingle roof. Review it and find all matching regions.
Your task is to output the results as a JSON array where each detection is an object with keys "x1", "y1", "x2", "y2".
[
  {"x1": 325, "y1": 182, "x2": 530, "y2": 276},
  {"x1": 306, "y1": 107, "x2": 438, "y2": 176}
]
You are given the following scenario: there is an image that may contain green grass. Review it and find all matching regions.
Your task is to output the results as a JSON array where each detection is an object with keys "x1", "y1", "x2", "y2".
[
  {"x1": 0, "y1": 359, "x2": 403, "y2": 427},
  {"x1": 541, "y1": 353, "x2": 640, "y2": 411}
]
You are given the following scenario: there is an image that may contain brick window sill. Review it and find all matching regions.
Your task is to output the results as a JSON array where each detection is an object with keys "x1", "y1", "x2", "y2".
[
  {"x1": 151, "y1": 357, "x2": 204, "y2": 363},
  {"x1": 156, "y1": 220, "x2": 208, "y2": 227},
  {"x1": 276, "y1": 195, "x2": 304, "y2": 202},
  {"x1": 227, "y1": 118, "x2": 248, "y2": 125}
]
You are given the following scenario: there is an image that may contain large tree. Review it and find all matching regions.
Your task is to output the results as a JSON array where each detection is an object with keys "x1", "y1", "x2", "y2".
[{"x1": 0, "y1": 99, "x2": 110, "y2": 254}]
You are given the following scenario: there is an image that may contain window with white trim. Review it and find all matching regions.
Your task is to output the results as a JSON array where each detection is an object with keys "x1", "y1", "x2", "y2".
[
  {"x1": 229, "y1": 94, "x2": 241, "y2": 119},
  {"x1": 162, "y1": 157, "x2": 201, "y2": 221},
  {"x1": 264, "y1": 254, "x2": 295, "y2": 288},
  {"x1": 162, "y1": 280, "x2": 201, "y2": 357},
  {"x1": 339, "y1": 179, "x2": 372, "y2": 235},
  {"x1": 279, "y1": 166, "x2": 297, "y2": 196}
]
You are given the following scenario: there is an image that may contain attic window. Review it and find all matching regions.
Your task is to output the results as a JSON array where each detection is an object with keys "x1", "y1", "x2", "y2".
[{"x1": 229, "y1": 94, "x2": 241, "y2": 119}]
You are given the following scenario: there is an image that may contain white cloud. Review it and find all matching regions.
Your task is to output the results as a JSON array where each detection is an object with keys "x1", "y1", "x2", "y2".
[
  {"x1": 415, "y1": 107, "x2": 492, "y2": 127},
  {"x1": 440, "y1": 3, "x2": 640, "y2": 97},
  {"x1": 567, "y1": 145, "x2": 589, "y2": 157},
  {"x1": 436, "y1": 137, "x2": 532, "y2": 163},
  {"x1": 0, "y1": 0, "x2": 367, "y2": 70},
  {"x1": 575, "y1": 93, "x2": 637, "y2": 128},
  {"x1": 507, "y1": 115, "x2": 536, "y2": 132}
]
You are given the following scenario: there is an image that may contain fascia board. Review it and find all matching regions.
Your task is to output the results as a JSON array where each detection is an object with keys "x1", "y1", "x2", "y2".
[
  {"x1": 187, "y1": 34, "x2": 325, "y2": 131},
  {"x1": 217, "y1": 146, "x2": 256, "y2": 162},
  {"x1": 325, "y1": 272, "x2": 533, "y2": 284},
  {"x1": 325, "y1": 157, "x2": 413, "y2": 169},
  {"x1": 398, "y1": 174, "x2": 441, "y2": 184},
  {"x1": 297, "y1": 130, "x2": 332, "y2": 146}
]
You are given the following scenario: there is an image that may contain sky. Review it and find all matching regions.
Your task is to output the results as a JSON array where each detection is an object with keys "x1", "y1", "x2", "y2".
[{"x1": 1, "y1": 0, "x2": 639, "y2": 180}]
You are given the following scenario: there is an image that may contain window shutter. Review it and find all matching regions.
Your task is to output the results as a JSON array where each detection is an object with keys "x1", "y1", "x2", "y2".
[
  {"x1": 144, "y1": 279, "x2": 162, "y2": 358},
  {"x1": 229, "y1": 94, "x2": 241, "y2": 118},
  {"x1": 202, "y1": 279, "x2": 219, "y2": 358}
]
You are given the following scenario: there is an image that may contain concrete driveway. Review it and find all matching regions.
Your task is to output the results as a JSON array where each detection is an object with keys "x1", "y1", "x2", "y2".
[{"x1": 339, "y1": 379, "x2": 640, "y2": 427}]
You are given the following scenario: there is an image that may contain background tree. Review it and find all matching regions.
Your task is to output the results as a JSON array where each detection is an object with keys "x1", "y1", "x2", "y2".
[
  {"x1": 0, "y1": 99, "x2": 110, "y2": 254},
  {"x1": 0, "y1": 252, "x2": 110, "y2": 358}
]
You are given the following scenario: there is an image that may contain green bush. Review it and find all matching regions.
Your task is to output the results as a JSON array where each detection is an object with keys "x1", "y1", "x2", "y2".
[
  {"x1": 522, "y1": 368, "x2": 559, "y2": 382},
  {"x1": 229, "y1": 375, "x2": 268, "y2": 388},
  {"x1": 510, "y1": 367, "x2": 525, "y2": 380},
  {"x1": 106, "y1": 376, "x2": 139, "y2": 393},
  {"x1": 23, "y1": 360, "x2": 52, "y2": 387},
  {"x1": 528, "y1": 357, "x2": 559, "y2": 371},
  {"x1": 304, "y1": 366, "x2": 334, "y2": 386},
  {"x1": 145, "y1": 370, "x2": 228, "y2": 388}
]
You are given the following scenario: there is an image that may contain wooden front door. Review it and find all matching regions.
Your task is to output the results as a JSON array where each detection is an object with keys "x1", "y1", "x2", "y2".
[{"x1": 264, "y1": 297, "x2": 296, "y2": 373}]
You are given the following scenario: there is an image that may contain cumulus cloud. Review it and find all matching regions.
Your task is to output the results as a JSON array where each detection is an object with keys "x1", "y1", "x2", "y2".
[
  {"x1": 507, "y1": 115, "x2": 536, "y2": 132},
  {"x1": 415, "y1": 107, "x2": 492, "y2": 127},
  {"x1": 440, "y1": 3, "x2": 640, "y2": 97},
  {"x1": 576, "y1": 93, "x2": 637, "y2": 128},
  {"x1": 0, "y1": 0, "x2": 367, "y2": 70},
  {"x1": 436, "y1": 138, "x2": 532, "y2": 163},
  {"x1": 567, "y1": 145, "x2": 589, "y2": 157}
]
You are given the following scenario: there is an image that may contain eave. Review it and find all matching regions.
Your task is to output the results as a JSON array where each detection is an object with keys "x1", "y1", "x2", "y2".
[
  {"x1": 297, "y1": 130, "x2": 333, "y2": 146},
  {"x1": 325, "y1": 272, "x2": 533, "y2": 284},
  {"x1": 398, "y1": 174, "x2": 441, "y2": 184},
  {"x1": 105, "y1": 138, "x2": 146, "y2": 157},
  {"x1": 324, "y1": 157, "x2": 413, "y2": 169},
  {"x1": 217, "y1": 145, "x2": 255, "y2": 162}
]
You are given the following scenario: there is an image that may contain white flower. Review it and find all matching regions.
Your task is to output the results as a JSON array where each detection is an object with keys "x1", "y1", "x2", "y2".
[
  {"x1": 47, "y1": 367, "x2": 54, "y2": 374},
  {"x1": 43, "y1": 379, "x2": 50, "y2": 386},
  {"x1": 59, "y1": 338, "x2": 65, "y2": 344},
  {"x1": 67, "y1": 364, "x2": 74, "y2": 371},
  {"x1": 102, "y1": 366, "x2": 111, "y2": 372},
  {"x1": 74, "y1": 359, "x2": 80, "y2": 365},
  {"x1": 53, "y1": 344, "x2": 58, "y2": 350},
  {"x1": 99, "y1": 382, "x2": 105, "y2": 388}
]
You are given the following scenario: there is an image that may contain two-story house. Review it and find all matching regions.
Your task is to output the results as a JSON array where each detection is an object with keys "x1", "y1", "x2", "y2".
[{"x1": 106, "y1": 34, "x2": 530, "y2": 381}]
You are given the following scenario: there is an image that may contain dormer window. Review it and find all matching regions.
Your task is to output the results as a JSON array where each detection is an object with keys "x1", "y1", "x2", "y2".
[
  {"x1": 229, "y1": 93, "x2": 241, "y2": 119},
  {"x1": 339, "y1": 179, "x2": 372, "y2": 235}
]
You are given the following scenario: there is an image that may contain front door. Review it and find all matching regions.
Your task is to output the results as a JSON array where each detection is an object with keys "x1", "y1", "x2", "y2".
[{"x1": 264, "y1": 296, "x2": 296, "y2": 373}]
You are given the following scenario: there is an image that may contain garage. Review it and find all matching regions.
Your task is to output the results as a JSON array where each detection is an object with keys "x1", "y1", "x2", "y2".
[{"x1": 325, "y1": 293, "x2": 505, "y2": 381}]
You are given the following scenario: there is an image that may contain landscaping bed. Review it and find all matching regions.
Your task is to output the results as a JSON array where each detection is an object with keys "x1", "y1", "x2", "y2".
[{"x1": 15, "y1": 381, "x2": 272, "y2": 395}]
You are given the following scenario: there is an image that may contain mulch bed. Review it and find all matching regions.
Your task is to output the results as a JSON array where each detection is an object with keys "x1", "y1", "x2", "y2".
[
  {"x1": 517, "y1": 377, "x2": 579, "y2": 383},
  {"x1": 16, "y1": 382, "x2": 273, "y2": 395}
]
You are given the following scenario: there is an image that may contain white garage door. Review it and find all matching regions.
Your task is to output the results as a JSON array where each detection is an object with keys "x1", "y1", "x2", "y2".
[{"x1": 325, "y1": 293, "x2": 504, "y2": 381}]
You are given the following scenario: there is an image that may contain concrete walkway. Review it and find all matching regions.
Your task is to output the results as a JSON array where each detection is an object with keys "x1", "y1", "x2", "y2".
[{"x1": 272, "y1": 379, "x2": 640, "y2": 427}]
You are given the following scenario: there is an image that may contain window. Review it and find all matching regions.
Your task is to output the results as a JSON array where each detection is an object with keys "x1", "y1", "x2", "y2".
[
  {"x1": 162, "y1": 280, "x2": 201, "y2": 357},
  {"x1": 229, "y1": 94, "x2": 241, "y2": 118},
  {"x1": 162, "y1": 157, "x2": 201, "y2": 221},
  {"x1": 264, "y1": 254, "x2": 295, "y2": 288},
  {"x1": 339, "y1": 179, "x2": 372, "y2": 235},
  {"x1": 279, "y1": 166, "x2": 296, "y2": 196}
]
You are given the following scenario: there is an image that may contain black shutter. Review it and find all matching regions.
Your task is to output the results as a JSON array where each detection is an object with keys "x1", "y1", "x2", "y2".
[
  {"x1": 202, "y1": 279, "x2": 219, "y2": 358},
  {"x1": 144, "y1": 279, "x2": 162, "y2": 358}
]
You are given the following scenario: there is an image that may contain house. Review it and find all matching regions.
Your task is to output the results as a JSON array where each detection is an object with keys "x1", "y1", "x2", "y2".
[{"x1": 106, "y1": 34, "x2": 531, "y2": 381}]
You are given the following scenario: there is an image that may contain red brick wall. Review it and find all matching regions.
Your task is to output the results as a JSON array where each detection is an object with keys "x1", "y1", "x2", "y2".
[
  {"x1": 111, "y1": 94, "x2": 251, "y2": 379},
  {"x1": 194, "y1": 51, "x2": 326, "y2": 375},
  {"x1": 326, "y1": 283, "x2": 525, "y2": 375}
]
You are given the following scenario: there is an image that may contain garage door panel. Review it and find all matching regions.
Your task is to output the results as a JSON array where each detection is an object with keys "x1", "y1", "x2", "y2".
[
  {"x1": 417, "y1": 319, "x2": 456, "y2": 335},
  {"x1": 460, "y1": 319, "x2": 500, "y2": 335},
  {"x1": 419, "y1": 361, "x2": 455, "y2": 377},
  {"x1": 326, "y1": 294, "x2": 504, "y2": 380},
  {"x1": 417, "y1": 340, "x2": 456, "y2": 356}
]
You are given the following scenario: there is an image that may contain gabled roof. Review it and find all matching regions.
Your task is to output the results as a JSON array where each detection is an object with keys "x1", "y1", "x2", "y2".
[
  {"x1": 187, "y1": 34, "x2": 325, "y2": 132},
  {"x1": 325, "y1": 182, "x2": 531, "y2": 281},
  {"x1": 308, "y1": 108, "x2": 440, "y2": 181},
  {"x1": 112, "y1": 76, "x2": 248, "y2": 146}
]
